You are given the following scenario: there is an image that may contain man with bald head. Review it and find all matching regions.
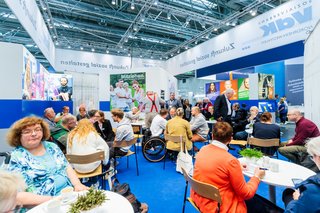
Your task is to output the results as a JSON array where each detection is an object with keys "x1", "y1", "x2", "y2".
[
  {"x1": 214, "y1": 88, "x2": 234, "y2": 124},
  {"x1": 279, "y1": 109, "x2": 320, "y2": 170}
]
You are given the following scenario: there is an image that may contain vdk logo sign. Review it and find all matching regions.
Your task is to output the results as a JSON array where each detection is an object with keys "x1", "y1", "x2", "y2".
[{"x1": 260, "y1": 6, "x2": 312, "y2": 37}]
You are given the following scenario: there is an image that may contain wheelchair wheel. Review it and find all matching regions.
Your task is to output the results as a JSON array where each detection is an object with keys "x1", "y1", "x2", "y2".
[{"x1": 142, "y1": 137, "x2": 166, "y2": 162}]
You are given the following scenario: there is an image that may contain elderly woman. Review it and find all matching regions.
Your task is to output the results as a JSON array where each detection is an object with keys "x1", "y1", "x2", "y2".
[
  {"x1": 165, "y1": 107, "x2": 193, "y2": 151},
  {"x1": 0, "y1": 170, "x2": 25, "y2": 212},
  {"x1": 6, "y1": 117, "x2": 88, "y2": 207},
  {"x1": 67, "y1": 119, "x2": 110, "y2": 173},
  {"x1": 191, "y1": 122, "x2": 265, "y2": 212},
  {"x1": 282, "y1": 136, "x2": 320, "y2": 212}
]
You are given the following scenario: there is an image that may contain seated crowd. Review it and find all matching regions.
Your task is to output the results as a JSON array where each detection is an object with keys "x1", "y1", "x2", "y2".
[{"x1": 1, "y1": 94, "x2": 320, "y2": 212}]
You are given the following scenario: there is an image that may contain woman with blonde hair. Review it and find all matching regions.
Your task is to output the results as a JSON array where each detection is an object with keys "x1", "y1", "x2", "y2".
[{"x1": 67, "y1": 119, "x2": 110, "y2": 174}]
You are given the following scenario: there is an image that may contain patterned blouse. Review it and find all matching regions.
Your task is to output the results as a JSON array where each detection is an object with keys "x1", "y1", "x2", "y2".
[{"x1": 7, "y1": 141, "x2": 72, "y2": 196}]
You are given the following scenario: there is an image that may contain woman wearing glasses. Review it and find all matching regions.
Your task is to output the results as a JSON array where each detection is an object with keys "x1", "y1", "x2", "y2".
[
  {"x1": 5, "y1": 117, "x2": 88, "y2": 208},
  {"x1": 282, "y1": 136, "x2": 320, "y2": 212}
]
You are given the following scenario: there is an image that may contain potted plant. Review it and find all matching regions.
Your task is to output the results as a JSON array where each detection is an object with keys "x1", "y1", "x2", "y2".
[{"x1": 239, "y1": 148, "x2": 263, "y2": 165}]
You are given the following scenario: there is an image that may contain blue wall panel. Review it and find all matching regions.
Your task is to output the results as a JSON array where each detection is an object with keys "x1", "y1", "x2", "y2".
[
  {"x1": 0, "y1": 100, "x2": 73, "y2": 129},
  {"x1": 0, "y1": 100, "x2": 22, "y2": 128},
  {"x1": 100, "y1": 101, "x2": 110, "y2": 111}
]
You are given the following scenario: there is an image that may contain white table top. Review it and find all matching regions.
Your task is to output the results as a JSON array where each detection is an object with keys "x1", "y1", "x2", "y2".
[
  {"x1": 27, "y1": 190, "x2": 134, "y2": 213},
  {"x1": 238, "y1": 157, "x2": 316, "y2": 188}
]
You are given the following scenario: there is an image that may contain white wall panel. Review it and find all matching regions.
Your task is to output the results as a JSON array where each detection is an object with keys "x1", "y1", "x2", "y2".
[{"x1": 304, "y1": 21, "x2": 320, "y2": 127}]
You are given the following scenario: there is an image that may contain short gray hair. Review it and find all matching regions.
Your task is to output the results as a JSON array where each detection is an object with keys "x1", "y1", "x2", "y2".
[
  {"x1": 61, "y1": 114, "x2": 76, "y2": 125},
  {"x1": 225, "y1": 88, "x2": 234, "y2": 95},
  {"x1": 307, "y1": 136, "x2": 320, "y2": 157}
]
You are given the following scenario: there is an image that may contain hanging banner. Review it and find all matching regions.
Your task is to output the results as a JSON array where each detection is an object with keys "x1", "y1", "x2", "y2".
[
  {"x1": 110, "y1": 72, "x2": 146, "y2": 111},
  {"x1": 205, "y1": 82, "x2": 220, "y2": 102},
  {"x1": 219, "y1": 79, "x2": 238, "y2": 100},
  {"x1": 238, "y1": 78, "x2": 250, "y2": 100},
  {"x1": 258, "y1": 74, "x2": 275, "y2": 100}
]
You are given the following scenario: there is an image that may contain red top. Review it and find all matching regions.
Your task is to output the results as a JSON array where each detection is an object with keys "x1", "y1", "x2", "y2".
[
  {"x1": 191, "y1": 144, "x2": 260, "y2": 213},
  {"x1": 288, "y1": 117, "x2": 320, "y2": 146}
]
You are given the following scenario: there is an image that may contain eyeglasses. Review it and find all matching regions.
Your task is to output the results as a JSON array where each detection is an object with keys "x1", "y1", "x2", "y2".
[{"x1": 21, "y1": 128, "x2": 42, "y2": 135}]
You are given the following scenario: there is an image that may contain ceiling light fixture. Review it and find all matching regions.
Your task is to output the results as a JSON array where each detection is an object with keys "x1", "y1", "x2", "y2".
[
  {"x1": 195, "y1": 40, "x2": 198, "y2": 44},
  {"x1": 167, "y1": 11, "x2": 171, "y2": 20},
  {"x1": 250, "y1": 8, "x2": 258, "y2": 16},
  {"x1": 213, "y1": 28, "x2": 218, "y2": 31},
  {"x1": 55, "y1": 41, "x2": 59, "y2": 46},
  {"x1": 106, "y1": 50, "x2": 109, "y2": 53},
  {"x1": 140, "y1": 14, "x2": 145, "y2": 22},
  {"x1": 130, "y1": 1, "x2": 135, "y2": 10},
  {"x1": 80, "y1": 46, "x2": 83, "y2": 50},
  {"x1": 91, "y1": 48, "x2": 95, "y2": 52},
  {"x1": 154, "y1": 0, "x2": 158, "y2": 5},
  {"x1": 133, "y1": 24, "x2": 138, "y2": 31},
  {"x1": 68, "y1": 45, "x2": 71, "y2": 49},
  {"x1": 112, "y1": 0, "x2": 116, "y2": 5},
  {"x1": 185, "y1": 16, "x2": 191, "y2": 25}
]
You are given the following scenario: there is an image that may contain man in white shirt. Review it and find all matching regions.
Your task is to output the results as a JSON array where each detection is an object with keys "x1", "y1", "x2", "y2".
[{"x1": 150, "y1": 109, "x2": 168, "y2": 137}]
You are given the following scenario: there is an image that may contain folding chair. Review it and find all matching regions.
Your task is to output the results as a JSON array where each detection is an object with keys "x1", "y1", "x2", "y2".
[
  {"x1": 66, "y1": 151, "x2": 112, "y2": 189},
  {"x1": 113, "y1": 138, "x2": 139, "y2": 176},
  {"x1": 248, "y1": 138, "x2": 280, "y2": 158},
  {"x1": 163, "y1": 134, "x2": 186, "y2": 169},
  {"x1": 181, "y1": 168, "x2": 222, "y2": 213}
]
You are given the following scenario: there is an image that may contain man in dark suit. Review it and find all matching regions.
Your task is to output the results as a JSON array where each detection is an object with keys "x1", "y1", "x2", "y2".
[{"x1": 213, "y1": 89, "x2": 234, "y2": 124}]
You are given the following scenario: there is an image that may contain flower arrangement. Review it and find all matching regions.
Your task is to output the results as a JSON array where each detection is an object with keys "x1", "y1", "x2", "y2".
[{"x1": 239, "y1": 148, "x2": 263, "y2": 159}]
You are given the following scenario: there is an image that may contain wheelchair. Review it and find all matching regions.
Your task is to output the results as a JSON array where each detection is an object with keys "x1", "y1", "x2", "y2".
[{"x1": 142, "y1": 129, "x2": 167, "y2": 162}]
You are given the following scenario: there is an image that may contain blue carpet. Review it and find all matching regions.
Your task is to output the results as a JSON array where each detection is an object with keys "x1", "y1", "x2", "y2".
[{"x1": 112, "y1": 145, "x2": 286, "y2": 213}]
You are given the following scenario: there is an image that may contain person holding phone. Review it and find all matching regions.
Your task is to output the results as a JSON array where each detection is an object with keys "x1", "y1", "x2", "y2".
[{"x1": 282, "y1": 136, "x2": 320, "y2": 212}]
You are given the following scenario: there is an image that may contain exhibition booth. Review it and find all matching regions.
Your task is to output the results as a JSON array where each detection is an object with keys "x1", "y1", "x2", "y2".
[{"x1": 0, "y1": 0, "x2": 320, "y2": 129}]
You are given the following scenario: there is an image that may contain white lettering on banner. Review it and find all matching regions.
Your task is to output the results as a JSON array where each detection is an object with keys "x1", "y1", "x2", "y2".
[
  {"x1": 120, "y1": 73, "x2": 145, "y2": 80},
  {"x1": 260, "y1": 4, "x2": 312, "y2": 36}
]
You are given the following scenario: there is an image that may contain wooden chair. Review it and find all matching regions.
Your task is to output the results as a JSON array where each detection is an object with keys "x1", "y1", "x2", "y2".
[
  {"x1": 230, "y1": 139, "x2": 247, "y2": 147},
  {"x1": 248, "y1": 137, "x2": 280, "y2": 158},
  {"x1": 164, "y1": 134, "x2": 186, "y2": 170},
  {"x1": 181, "y1": 168, "x2": 222, "y2": 213},
  {"x1": 66, "y1": 151, "x2": 111, "y2": 189},
  {"x1": 132, "y1": 124, "x2": 144, "y2": 153},
  {"x1": 113, "y1": 138, "x2": 139, "y2": 176}
]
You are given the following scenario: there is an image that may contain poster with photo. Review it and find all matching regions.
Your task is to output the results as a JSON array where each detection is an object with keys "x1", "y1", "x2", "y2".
[
  {"x1": 110, "y1": 72, "x2": 146, "y2": 111},
  {"x1": 238, "y1": 78, "x2": 250, "y2": 100},
  {"x1": 219, "y1": 79, "x2": 238, "y2": 100},
  {"x1": 22, "y1": 53, "x2": 36, "y2": 100},
  {"x1": 205, "y1": 82, "x2": 220, "y2": 102},
  {"x1": 46, "y1": 74, "x2": 73, "y2": 101},
  {"x1": 258, "y1": 74, "x2": 274, "y2": 100}
]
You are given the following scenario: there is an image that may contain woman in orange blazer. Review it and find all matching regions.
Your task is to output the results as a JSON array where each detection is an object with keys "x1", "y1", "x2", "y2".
[{"x1": 191, "y1": 122, "x2": 265, "y2": 213}]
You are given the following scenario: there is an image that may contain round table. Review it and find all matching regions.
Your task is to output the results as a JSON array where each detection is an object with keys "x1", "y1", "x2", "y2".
[
  {"x1": 27, "y1": 190, "x2": 134, "y2": 213},
  {"x1": 238, "y1": 157, "x2": 316, "y2": 203}
]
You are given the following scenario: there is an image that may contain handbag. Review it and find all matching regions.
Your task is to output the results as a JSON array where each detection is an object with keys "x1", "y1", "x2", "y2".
[
  {"x1": 112, "y1": 179, "x2": 142, "y2": 213},
  {"x1": 176, "y1": 140, "x2": 193, "y2": 175}
]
